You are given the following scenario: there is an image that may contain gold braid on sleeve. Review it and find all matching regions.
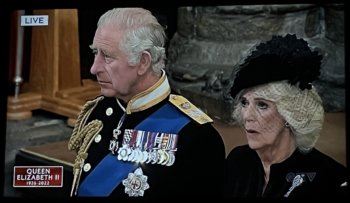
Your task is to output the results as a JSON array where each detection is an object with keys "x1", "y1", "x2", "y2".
[
  {"x1": 68, "y1": 96, "x2": 104, "y2": 151},
  {"x1": 70, "y1": 119, "x2": 103, "y2": 196},
  {"x1": 67, "y1": 96, "x2": 104, "y2": 196}
]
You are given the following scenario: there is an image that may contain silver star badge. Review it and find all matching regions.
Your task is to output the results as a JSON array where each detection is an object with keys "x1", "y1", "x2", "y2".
[{"x1": 122, "y1": 167, "x2": 150, "y2": 197}]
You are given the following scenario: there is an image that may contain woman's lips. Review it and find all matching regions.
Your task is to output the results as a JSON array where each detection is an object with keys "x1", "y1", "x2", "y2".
[{"x1": 246, "y1": 129, "x2": 257, "y2": 133}]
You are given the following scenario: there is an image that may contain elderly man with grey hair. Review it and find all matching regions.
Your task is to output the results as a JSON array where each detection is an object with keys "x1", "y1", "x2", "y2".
[{"x1": 68, "y1": 7, "x2": 225, "y2": 198}]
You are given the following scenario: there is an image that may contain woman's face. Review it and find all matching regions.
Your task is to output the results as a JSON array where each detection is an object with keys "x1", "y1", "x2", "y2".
[{"x1": 240, "y1": 90, "x2": 289, "y2": 151}]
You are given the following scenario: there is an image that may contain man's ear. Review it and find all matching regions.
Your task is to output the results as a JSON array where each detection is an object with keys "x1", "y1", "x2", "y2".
[{"x1": 137, "y1": 51, "x2": 152, "y2": 75}]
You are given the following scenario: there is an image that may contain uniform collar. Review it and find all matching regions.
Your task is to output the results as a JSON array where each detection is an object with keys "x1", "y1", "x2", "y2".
[{"x1": 122, "y1": 70, "x2": 171, "y2": 114}]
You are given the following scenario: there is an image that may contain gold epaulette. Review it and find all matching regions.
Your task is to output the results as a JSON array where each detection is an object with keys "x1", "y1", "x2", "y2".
[{"x1": 169, "y1": 94, "x2": 213, "y2": 125}]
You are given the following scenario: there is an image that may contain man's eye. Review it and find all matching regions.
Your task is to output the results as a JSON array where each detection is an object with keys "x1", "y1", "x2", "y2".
[
  {"x1": 101, "y1": 51, "x2": 112, "y2": 60},
  {"x1": 103, "y1": 54, "x2": 113, "y2": 63}
]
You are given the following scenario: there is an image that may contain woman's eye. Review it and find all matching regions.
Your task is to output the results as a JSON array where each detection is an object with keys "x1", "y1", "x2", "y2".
[
  {"x1": 240, "y1": 99, "x2": 248, "y2": 107},
  {"x1": 257, "y1": 101, "x2": 268, "y2": 109}
]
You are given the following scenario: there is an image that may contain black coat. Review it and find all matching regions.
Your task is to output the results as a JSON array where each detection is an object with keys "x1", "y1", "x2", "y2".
[
  {"x1": 75, "y1": 96, "x2": 226, "y2": 198},
  {"x1": 225, "y1": 145, "x2": 348, "y2": 199}
]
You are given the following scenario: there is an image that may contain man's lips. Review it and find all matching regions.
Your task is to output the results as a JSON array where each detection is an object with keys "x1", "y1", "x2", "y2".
[{"x1": 97, "y1": 80, "x2": 110, "y2": 85}]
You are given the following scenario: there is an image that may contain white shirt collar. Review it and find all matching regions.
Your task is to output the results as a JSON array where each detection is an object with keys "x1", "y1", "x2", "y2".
[{"x1": 119, "y1": 70, "x2": 171, "y2": 114}]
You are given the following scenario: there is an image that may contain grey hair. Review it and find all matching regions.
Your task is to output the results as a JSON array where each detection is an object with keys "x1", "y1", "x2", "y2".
[
  {"x1": 97, "y1": 8, "x2": 167, "y2": 74},
  {"x1": 232, "y1": 80, "x2": 324, "y2": 152}
]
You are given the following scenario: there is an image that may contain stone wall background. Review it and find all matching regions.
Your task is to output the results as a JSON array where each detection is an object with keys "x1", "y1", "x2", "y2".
[{"x1": 165, "y1": 4, "x2": 345, "y2": 124}]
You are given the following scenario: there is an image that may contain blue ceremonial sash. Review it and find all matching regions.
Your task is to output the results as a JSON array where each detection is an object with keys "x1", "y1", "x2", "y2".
[{"x1": 77, "y1": 103, "x2": 191, "y2": 196}]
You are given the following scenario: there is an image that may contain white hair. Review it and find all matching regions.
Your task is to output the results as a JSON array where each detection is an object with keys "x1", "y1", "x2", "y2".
[{"x1": 97, "y1": 8, "x2": 167, "y2": 74}]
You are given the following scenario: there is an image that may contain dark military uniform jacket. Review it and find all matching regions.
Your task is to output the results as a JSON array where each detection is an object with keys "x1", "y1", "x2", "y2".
[
  {"x1": 68, "y1": 73, "x2": 226, "y2": 197},
  {"x1": 225, "y1": 145, "x2": 348, "y2": 199}
]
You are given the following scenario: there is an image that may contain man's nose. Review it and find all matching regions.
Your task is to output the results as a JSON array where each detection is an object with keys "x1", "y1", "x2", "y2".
[{"x1": 90, "y1": 54, "x2": 104, "y2": 75}]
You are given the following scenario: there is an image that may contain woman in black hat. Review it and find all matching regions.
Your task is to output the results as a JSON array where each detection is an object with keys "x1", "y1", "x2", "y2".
[{"x1": 224, "y1": 34, "x2": 347, "y2": 199}]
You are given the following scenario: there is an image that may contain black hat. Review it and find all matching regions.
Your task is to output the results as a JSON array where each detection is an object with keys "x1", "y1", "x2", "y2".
[{"x1": 230, "y1": 34, "x2": 323, "y2": 99}]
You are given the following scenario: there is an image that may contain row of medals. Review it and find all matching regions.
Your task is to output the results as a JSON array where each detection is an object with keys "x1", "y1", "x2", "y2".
[{"x1": 109, "y1": 128, "x2": 178, "y2": 167}]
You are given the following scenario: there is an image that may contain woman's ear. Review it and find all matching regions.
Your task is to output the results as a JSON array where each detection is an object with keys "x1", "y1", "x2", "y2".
[{"x1": 137, "y1": 51, "x2": 152, "y2": 75}]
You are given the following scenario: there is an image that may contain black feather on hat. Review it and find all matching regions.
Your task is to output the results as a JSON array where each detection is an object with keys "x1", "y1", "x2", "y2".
[{"x1": 229, "y1": 34, "x2": 323, "y2": 99}]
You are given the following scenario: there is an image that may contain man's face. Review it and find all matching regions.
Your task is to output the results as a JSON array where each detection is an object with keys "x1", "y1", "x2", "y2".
[{"x1": 90, "y1": 24, "x2": 140, "y2": 101}]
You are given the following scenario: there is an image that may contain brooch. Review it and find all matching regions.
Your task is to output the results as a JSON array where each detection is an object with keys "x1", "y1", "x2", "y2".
[{"x1": 122, "y1": 167, "x2": 149, "y2": 197}]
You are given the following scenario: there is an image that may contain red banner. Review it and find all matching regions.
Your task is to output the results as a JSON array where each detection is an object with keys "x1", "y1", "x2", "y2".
[{"x1": 13, "y1": 166, "x2": 63, "y2": 187}]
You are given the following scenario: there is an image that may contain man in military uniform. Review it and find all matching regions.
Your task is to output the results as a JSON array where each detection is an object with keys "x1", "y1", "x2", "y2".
[{"x1": 68, "y1": 7, "x2": 226, "y2": 197}]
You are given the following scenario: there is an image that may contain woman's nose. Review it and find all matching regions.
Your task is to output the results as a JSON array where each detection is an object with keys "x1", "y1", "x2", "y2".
[{"x1": 242, "y1": 104, "x2": 256, "y2": 122}]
